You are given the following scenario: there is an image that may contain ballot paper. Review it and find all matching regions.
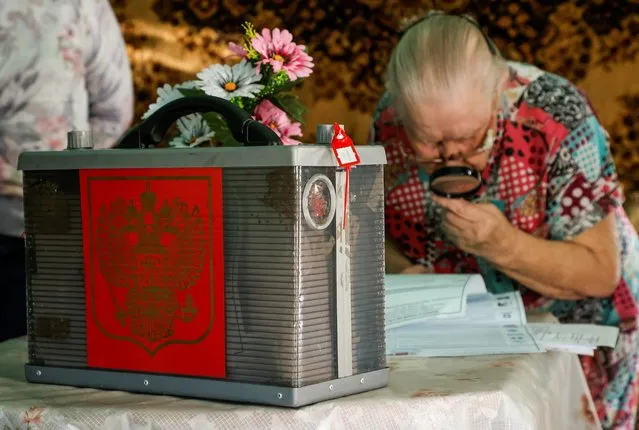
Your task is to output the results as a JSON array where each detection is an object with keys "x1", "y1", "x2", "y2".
[
  {"x1": 526, "y1": 323, "x2": 619, "y2": 356},
  {"x1": 385, "y1": 279, "x2": 543, "y2": 357},
  {"x1": 387, "y1": 323, "x2": 543, "y2": 357},
  {"x1": 384, "y1": 274, "x2": 618, "y2": 358},
  {"x1": 385, "y1": 274, "x2": 487, "y2": 329},
  {"x1": 425, "y1": 291, "x2": 529, "y2": 327}
]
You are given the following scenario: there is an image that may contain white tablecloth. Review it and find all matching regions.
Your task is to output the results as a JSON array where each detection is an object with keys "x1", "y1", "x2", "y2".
[{"x1": 0, "y1": 336, "x2": 600, "y2": 430}]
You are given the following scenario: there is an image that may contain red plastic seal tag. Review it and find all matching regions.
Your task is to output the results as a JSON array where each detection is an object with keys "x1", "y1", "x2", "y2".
[
  {"x1": 331, "y1": 123, "x2": 360, "y2": 168},
  {"x1": 330, "y1": 123, "x2": 360, "y2": 228}
]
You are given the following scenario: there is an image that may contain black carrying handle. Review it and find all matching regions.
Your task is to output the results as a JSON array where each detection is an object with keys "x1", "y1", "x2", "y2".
[{"x1": 117, "y1": 95, "x2": 282, "y2": 148}]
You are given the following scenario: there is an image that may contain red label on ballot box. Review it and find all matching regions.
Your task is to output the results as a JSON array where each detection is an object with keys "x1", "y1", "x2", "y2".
[
  {"x1": 330, "y1": 123, "x2": 360, "y2": 169},
  {"x1": 330, "y1": 123, "x2": 360, "y2": 228},
  {"x1": 79, "y1": 168, "x2": 226, "y2": 379}
]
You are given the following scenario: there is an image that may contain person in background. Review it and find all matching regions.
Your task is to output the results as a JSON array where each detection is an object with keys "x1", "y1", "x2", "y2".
[
  {"x1": 370, "y1": 11, "x2": 639, "y2": 429},
  {"x1": 0, "y1": 0, "x2": 133, "y2": 342}
]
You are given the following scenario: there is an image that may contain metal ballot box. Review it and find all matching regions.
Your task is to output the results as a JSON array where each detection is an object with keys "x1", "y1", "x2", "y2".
[{"x1": 17, "y1": 97, "x2": 388, "y2": 407}]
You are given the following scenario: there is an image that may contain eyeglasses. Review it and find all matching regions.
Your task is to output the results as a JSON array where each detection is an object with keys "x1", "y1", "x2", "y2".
[
  {"x1": 399, "y1": 10, "x2": 499, "y2": 57},
  {"x1": 404, "y1": 107, "x2": 499, "y2": 165},
  {"x1": 419, "y1": 127, "x2": 497, "y2": 165}
]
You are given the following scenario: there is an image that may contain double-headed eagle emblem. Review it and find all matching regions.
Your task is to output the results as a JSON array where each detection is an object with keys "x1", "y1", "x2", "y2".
[{"x1": 95, "y1": 182, "x2": 207, "y2": 350}]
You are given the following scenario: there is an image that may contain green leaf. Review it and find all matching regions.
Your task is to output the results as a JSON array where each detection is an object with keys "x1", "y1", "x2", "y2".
[
  {"x1": 261, "y1": 66, "x2": 273, "y2": 82},
  {"x1": 269, "y1": 92, "x2": 307, "y2": 124},
  {"x1": 230, "y1": 96, "x2": 259, "y2": 113},
  {"x1": 177, "y1": 88, "x2": 206, "y2": 97},
  {"x1": 278, "y1": 80, "x2": 298, "y2": 92},
  {"x1": 202, "y1": 112, "x2": 243, "y2": 146}
]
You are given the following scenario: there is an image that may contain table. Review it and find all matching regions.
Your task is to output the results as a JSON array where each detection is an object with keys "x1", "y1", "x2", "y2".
[{"x1": 0, "y1": 337, "x2": 600, "y2": 430}]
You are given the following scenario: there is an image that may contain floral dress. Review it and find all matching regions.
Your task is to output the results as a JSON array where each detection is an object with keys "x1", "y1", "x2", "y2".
[
  {"x1": 370, "y1": 62, "x2": 639, "y2": 429},
  {"x1": 0, "y1": 0, "x2": 133, "y2": 238}
]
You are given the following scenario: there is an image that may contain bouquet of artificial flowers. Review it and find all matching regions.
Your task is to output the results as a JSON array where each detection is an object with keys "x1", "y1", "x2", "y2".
[{"x1": 142, "y1": 22, "x2": 314, "y2": 147}]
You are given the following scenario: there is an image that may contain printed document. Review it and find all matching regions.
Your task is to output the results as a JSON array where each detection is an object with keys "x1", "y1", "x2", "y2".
[
  {"x1": 385, "y1": 274, "x2": 486, "y2": 329},
  {"x1": 526, "y1": 323, "x2": 619, "y2": 356},
  {"x1": 387, "y1": 323, "x2": 542, "y2": 357},
  {"x1": 384, "y1": 274, "x2": 620, "y2": 358}
]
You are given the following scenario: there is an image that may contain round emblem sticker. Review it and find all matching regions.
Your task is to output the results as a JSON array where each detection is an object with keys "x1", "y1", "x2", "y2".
[{"x1": 302, "y1": 174, "x2": 336, "y2": 230}]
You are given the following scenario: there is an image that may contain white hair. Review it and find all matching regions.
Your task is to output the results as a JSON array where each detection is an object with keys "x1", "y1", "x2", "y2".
[{"x1": 386, "y1": 14, "x2": 508, "y2": 129}]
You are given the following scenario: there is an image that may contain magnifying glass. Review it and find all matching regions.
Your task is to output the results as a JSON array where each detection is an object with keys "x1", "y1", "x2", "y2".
[{"x1": 429, "y1": 166, "x2": 483, "y2": 200}]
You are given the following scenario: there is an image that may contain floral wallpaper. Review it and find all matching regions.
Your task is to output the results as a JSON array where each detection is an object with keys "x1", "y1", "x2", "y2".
[{"x1": 110, "y1": 0, "x2": 639, "y2": 221}]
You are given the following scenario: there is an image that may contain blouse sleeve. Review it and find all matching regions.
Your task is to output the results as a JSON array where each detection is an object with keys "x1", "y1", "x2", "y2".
[
  {"x1": 532, "y1": 76, "x2": 623, "y2": 241},
  {"x1": 82, "y1": 0, "x2": 134, "y2": 149}
]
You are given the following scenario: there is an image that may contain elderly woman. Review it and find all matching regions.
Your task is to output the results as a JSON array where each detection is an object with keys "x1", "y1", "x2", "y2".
[{"x1": 370, "y1": 11, "x2": 639, "y2": 429}]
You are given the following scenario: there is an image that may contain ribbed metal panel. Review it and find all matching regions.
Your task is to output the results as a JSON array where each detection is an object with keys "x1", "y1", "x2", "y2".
[
  {"x1": 24, "y1": 164, "x2": 386, "y2": 389},
  {"x1": 24, "y1": 170, "x2": 87, "y2": 367},
  {"x1": 296, "y1": 167, "x2": 338, "y2": 386},
  {"x1": 223, "y1": 167, "x2": 306, "y2": 387},
  {"x1": 348, "y1": 166, "x2": 386, "y2": 374}
]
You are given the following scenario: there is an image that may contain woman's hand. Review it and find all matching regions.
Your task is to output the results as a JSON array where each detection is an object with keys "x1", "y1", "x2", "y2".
[
  {"x1": 432, "y1": 195, "x2": 620, "y2": 298},
  {"x1": 431, "y1": 195, "x2": 515, "y2": 262}
]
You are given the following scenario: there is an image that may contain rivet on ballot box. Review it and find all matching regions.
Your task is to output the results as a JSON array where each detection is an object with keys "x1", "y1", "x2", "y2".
[{"x1": 18, "y1": 96, "x2": 389, "y2": 407}]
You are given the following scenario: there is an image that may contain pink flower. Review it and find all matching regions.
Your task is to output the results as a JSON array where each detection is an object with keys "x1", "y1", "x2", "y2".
[
  {"x1": 228, "y1": 42, "x2": 247, "y2": 58},
  {"x1": 251, "y1": 28, "x2": 314, "y2": 81},
  {"x1": 253, "y1": 100, "x2": 302, "y2": 146}
]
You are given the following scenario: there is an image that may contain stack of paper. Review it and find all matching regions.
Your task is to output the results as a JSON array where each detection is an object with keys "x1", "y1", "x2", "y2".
[
  {"x1": 384, "y1": 274, "x2": 620, "y2": 358},
  {"x1": 385, "y1": 274, "x2": 488, "y2": 329}
]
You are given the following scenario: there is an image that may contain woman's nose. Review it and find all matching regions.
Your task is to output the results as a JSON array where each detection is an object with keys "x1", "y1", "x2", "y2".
[{"x1": 440, "y1": 142, "x2": 466, "y2": 164}]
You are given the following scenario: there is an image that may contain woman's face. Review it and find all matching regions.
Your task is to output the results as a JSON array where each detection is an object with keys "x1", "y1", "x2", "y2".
[{"x1": 403, "y1": 94, "x2": 496, "y2": 175}]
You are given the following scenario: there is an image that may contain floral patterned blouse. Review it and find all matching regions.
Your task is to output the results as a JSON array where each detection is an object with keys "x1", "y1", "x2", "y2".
[
  {"x1": 370, "y1": 62, "x2": 639, "y2": 429},
  {"x1": 0, "y1": 0, "x2": 134, "y2": 237}
]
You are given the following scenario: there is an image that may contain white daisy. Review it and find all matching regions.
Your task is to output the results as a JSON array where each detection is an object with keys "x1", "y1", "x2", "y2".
[
  {"x1": 143, "y1": 81, "x2": 213, "y2": 147},
  {"x1": 142, "y1": 81, "x2": 201, "y2": 120},
  {"x1": 169, "y1": 114, "x2": 216, "y2": 148},
  {"x1": 196, "y1": 59, "x2": 263, "y2": 100}
]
